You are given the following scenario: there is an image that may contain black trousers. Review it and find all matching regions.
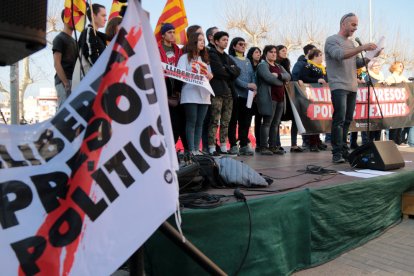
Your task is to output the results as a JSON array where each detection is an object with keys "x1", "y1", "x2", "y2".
[
  {"x1": 169, "y1": 104, "x2": 187, "y2": 150},
  {"x1": 228, "y1": 96, "x2": 253, "y2": 147}
]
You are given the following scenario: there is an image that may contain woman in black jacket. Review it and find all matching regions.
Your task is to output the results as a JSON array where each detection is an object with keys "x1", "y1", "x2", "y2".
[{"x1": 299, "y1": 49, "x2": 328, "y2": 152}]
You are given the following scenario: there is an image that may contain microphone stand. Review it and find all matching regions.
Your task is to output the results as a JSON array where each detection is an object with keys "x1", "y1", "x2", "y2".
[{"x1": 358, "y1": 51, "x2": 384, "y2": 142}]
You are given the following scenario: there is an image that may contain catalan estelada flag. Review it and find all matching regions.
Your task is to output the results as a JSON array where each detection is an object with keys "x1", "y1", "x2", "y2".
[
  {"x1": 64, "y1": 0, "x2": 87, "y2": 32},
  {"x1": 154, "y1": 0, "x2": 188, "y2": 45},
  {"x1": 109, "y1": 0, "x2": 128, "y2": 20}
]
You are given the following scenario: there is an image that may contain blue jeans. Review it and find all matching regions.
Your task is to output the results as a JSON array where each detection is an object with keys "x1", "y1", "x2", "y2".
[
  {"x1": 408, "y1": 127, "x2": 414, "y2": 147},
  {"x1": 184, "y1": 103, "x2": 209, "y2": 151},
  {"x1": 260, "y1": 101, "x2": 284, "y2": 148},
  {"x1": 331, "y1": 90, "x2": 357, "y2": 155},
  {"x1": 55, "y1": 80, "x2": 72, "y2": 109}
]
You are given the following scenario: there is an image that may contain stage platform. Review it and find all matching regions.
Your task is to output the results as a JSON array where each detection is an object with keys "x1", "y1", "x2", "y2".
[{"x1": 144, "y1": 146, "x2": 414, "y2": 276}]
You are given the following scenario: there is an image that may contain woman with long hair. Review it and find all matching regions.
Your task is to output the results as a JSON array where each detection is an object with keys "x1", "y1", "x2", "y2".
[
  {"x1": 256, "y1": 45, "x2": 291, "y2": 155},
  {"x1": 177, "y1": 32, "x2": 213, "y2": 155},
  {"x1": 247, "y1": 46, "x2": 262, "y2": 150},
  {"x1": 228, "y1": 37, "x2": 256, "y2": 155},
  {"x1": 275, "y1": 45, "x2": 304, "y2": 153}
]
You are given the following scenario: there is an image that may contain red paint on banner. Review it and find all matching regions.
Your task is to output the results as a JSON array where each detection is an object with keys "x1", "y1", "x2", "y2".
[{"x1": 19, "y1": 26, "x2": 143, "y2": 276}]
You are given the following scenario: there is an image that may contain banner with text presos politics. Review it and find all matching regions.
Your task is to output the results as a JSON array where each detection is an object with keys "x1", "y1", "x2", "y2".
[
  {"x1": 287, "y1": 82, "x2": 414, "y2": 134},
  {"x1": 0, "y1": 1, "x2": 179, "y2": 275}
]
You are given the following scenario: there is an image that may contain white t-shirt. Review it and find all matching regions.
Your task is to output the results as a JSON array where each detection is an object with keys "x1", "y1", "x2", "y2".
[{"x1": 177, "y1": 54, "x2": 212, "y2": 104}]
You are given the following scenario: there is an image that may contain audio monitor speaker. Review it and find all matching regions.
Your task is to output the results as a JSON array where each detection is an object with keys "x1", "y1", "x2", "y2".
[
  {"x1": 348, "y1": 140, "x2": 405, "y2": 171},
  {"x1": 0, "y1": 0, "x2": 47, "y2": 66}
]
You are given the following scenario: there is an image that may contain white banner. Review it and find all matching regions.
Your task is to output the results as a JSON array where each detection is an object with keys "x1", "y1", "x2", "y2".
[
  {"x1": 162, "y1": 62, "x2": 215, "y2": 95},
  {"x1": 0, "y1": 1, "x2": 178, "y2": 275}
]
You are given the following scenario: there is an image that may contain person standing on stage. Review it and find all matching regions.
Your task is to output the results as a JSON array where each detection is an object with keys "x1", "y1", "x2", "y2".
[
  {"x1": 207, "y1": 31, "x2": 240, "y2": 155},
  {"x1": 228, "y1": 37, "x2": 256, "y2": 156},
  {"x1": 158, "y1": 23, "x2": 188, "y2": 151},
  {"x1": 52, "y1": 9, "x2": 77, "y2": 108},
  {"x1": 177, "y1": 32, "x2": 213, "y2": 155},
  {"x1": 324, "y1": 12, "x2": 378, "y2": 163},
  {"x1": 78, "y1": 3, "x2": 107, "y2": 74}
]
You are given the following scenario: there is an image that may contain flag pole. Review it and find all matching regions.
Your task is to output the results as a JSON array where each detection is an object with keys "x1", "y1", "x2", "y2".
[
  {"x1": 158, "y1": 221, "x2": 227, "y2": 275},
  {"x1": 88, "y1": 0, "x2": 97, "y2": 36}
]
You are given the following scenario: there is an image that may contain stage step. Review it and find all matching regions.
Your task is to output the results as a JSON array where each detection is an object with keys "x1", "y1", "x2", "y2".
[{"x1": 402, "y1": 190, "x2": 414, "y2": 219}]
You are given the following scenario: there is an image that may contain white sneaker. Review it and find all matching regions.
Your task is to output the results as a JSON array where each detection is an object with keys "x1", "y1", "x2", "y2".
[{"x1": 220, "y1": 145, "x2": 228, "y2": 154}]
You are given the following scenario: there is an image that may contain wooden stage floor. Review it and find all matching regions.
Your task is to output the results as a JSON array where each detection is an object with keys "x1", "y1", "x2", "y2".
[{"x1": 206, "y1": 145, "x2": 414, "y2": 198}]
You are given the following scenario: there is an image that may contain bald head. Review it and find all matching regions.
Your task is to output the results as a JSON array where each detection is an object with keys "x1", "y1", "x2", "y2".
[{"x1": 339, "y1": 13, "x2": 358, "y2": 38}]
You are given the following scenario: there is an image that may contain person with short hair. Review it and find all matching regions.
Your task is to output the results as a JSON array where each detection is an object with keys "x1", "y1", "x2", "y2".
[
  {"x1": 299, "y1": 48, "x2": 328, "y2": 152},
  {"x1": 158, "y1": 22, "x2": 188, "y2": 151},
  {"x1": 205, "y1": 26, "x2": 219, "y2": 49},
  {"x1": 228, "y1": 37, "x2": 256, "y2": 155},
  {"x1": 78, "y1": 3, "x2": 107, "y2": 74},
  {"x1": 325, "y1": 12, "x2": 378, "y2": 163},
  {"x1": 292, "y1": 44, "x2": 316, "y2": 81},
  {"x1": 52, "y1": 9, "x2": 77, "y2": 108},
  {"x1": 207, "y1": 31, "x2": 241, "y2": 155},
  {"x1": 201, "y1": 26, "x2": 219, "y2": 152}
]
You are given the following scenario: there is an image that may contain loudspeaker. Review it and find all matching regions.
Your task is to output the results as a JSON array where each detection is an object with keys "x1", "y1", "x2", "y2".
[
  {"x1": 348, "y1": 141, "x2": 405, "y2": 171},
  {"x1": 0, "y1": 0, "x2": 47, "y2": 66}
]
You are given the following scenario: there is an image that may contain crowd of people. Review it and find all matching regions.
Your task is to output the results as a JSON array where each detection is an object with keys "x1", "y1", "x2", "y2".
[{"x1": 52, "y1": 7, "x2": 413, "y2": 163}]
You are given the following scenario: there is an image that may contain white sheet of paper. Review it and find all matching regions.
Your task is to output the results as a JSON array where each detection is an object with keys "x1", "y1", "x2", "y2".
[
  {"x1": 246, "y1": 90, "x2": 254, "y2": 108},
  {"x1": 355, "y1": 169, "x2": 394, "y2": 176},
  {"x1": 365, "y1": 36, "x2": 385, "y2": 60},
  {"x1": 339, "y1": 169, "x2": 395, "y2": 178}
]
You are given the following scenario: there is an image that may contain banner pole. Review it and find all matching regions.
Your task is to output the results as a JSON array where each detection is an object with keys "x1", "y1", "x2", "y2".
[{"x1": 159, "y1": 221, "x2": 227, "y2": 275}]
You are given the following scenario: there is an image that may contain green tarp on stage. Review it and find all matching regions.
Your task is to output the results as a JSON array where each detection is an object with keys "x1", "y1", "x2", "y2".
[{"x1": 144, "y1": 171, "x2": 414, "y2": 275}]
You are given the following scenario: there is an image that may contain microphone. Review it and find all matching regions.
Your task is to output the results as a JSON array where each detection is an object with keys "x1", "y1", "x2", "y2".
[{"x1": 355, "y1": 37, "x2": 363, "y2": 46}]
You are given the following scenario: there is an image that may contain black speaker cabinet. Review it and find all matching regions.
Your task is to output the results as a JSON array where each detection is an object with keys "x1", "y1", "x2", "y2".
[
  {"x1": 348, "y1": 141, "x2": 405, "y2": 171},
  {"x1": 0, "y1": 0, "x2": 47, "y2": 66}
]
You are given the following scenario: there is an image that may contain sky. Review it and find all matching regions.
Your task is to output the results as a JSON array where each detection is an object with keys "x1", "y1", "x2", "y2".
[{"x1": 1, "y1": 0, "x2": 414, "y2": 99}]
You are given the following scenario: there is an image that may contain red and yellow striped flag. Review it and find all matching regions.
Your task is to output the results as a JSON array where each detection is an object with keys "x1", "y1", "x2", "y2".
[
  {"x1": 64, "y1": 0, "x2": 87, "y2": 32},
  {"x1": 154, "y1": 0, "x2": 188, "y2": 45},
  {"x1": 109, "y1": 0, "x2": 127, "y2": 20}
]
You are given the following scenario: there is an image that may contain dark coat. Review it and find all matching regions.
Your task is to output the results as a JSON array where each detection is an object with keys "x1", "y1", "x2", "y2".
[
  {"x1": 256, "y1": 61, "x2": 291, "y2": 116},
  {"x1": 291, "y1": 55, "x2": 307, "y2": 81},
  {"x1": 208, "y1": 47, "x2": 241, "y2": 97}
]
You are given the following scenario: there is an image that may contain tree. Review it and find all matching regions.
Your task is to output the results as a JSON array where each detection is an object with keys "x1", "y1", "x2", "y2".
[
  {"x1": 221, "y1": 0, "x2": 414, "y2": 71},
  {"x1": 0, "y1": 1, "x2": 63, "y2": 122}
]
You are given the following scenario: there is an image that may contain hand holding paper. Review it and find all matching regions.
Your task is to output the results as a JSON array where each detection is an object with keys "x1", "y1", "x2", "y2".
[{"x1": 366, "y1": 36, "x2": 385, "y2": 60}]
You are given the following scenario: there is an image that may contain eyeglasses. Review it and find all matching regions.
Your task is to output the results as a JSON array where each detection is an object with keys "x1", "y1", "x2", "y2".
[
  {"x1": 237, "y1": 42, "x2": 246, "y2": 46},
  {"x1": 340, "y1": 12, "x2": 355, "y2": 24}
]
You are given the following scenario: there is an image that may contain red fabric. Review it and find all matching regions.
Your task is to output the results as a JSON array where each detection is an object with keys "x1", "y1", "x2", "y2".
[
  {"x1": 269, "y1": 64, "x2": 285, "y2": 102},
  {"x1": 175, "y1": 127, "x2": 257, "y2": 151},
  {"x1": 158, "y1": 42, "x2": 182, "y2": 66}
]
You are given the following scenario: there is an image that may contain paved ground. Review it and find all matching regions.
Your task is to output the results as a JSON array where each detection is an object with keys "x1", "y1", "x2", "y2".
[{"x1": 293, "y1": 218, "x2": 414, "y2": 276}]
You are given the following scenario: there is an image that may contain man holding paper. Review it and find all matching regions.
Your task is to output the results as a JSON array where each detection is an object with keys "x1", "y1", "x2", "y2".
[
  {"x1": 325, "y1": 12, "x2": 378, "y2": 163},
  {"x1": 228, "y1": 37, "x2": 257, "y2": 156}
]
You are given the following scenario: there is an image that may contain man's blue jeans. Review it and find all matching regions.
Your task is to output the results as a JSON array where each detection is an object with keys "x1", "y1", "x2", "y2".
[{"x1": 331, "y1": 89, "x2": 357, "y2": 155}]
